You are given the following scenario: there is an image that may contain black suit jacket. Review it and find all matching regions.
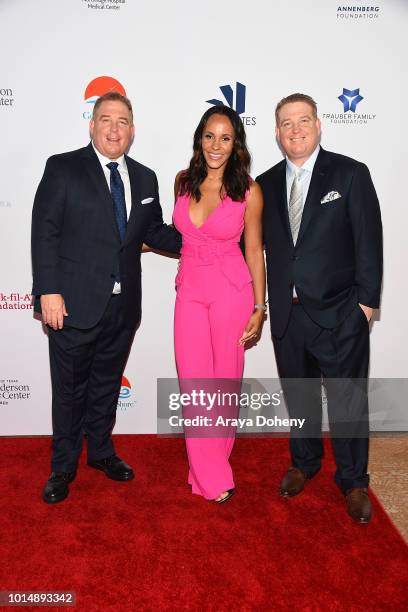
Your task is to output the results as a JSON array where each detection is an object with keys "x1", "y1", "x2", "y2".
[
  {"x1": 31, "y1": 143, "x2": 181, "y2": 329},
  {"x1": 256, "y1": 148, "x2": 383, "y2": 338}
]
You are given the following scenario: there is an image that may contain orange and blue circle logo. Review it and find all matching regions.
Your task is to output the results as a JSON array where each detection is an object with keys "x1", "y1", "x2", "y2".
[
  {"x1": 82, "y1": 76, "x2": 126, "y2": 119},
  {"x1": 84, "y1": 75, "x2": 126, "y2": 104},
  {"x1": 119, "y1": 375, "x2": 131, "y2": 399}
]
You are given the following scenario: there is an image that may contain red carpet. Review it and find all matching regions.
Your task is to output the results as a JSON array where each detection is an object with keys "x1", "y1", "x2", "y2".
[{"x1": 0, "y1": 436, "x2": 407, "y2": 611}]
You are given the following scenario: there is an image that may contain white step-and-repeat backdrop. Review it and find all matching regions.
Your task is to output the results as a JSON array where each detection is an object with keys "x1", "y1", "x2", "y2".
[{"x1": 0, "y1": 0, "x2": 406, "y2": 434}]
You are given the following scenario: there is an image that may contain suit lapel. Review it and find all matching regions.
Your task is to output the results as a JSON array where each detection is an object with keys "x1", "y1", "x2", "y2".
[
  {"x1": 296, "y1": 148, "x2": 331, "y2": 246},
  {"x1": 275, "y1": 161, "x2": 292, "y2": 242},
  {"x1": 81, "y1": 143, "x2": 121, "y2": 243}
]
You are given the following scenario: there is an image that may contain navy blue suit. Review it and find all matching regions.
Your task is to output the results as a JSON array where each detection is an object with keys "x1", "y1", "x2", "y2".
[
  {"x1": 257, "y1": 148, "x2": 383, "y2": 491},
  {"x1": 32, "y1": 143, "x2": 181, "y2": 470},
  {"x1": 32, "y1": 143, "x2": 180, "y2": 329}
]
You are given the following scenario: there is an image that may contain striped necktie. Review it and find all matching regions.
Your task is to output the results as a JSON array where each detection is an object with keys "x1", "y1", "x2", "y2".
[{"x1": 288, "y1": 168, "x2": 305, "y2": 244}]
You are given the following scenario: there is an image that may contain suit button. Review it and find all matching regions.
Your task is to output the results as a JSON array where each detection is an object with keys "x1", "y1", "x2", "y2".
[
  {"x1": 292, "y1": 255, "x2": 299, "y2": 261},
  {"x1": 110, "y1": 274, "x2": 115, "y2": 279}
]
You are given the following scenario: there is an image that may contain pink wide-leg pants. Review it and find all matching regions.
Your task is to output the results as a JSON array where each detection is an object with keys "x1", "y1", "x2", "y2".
[{"x1": 174, "y1": 259, "x2": 254, "y2": 500}]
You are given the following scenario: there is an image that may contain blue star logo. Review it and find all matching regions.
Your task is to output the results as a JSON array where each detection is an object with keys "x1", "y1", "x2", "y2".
[{"x1": 338, "y1": 88, "x2": 364, "y2": 113}]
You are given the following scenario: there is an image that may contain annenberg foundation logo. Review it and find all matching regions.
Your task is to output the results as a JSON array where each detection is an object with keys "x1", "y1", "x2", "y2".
[
  {"x1": 0, "y1": 379, "x2": 31, "y2": 406},
  {"x1": 82, "y1": 76, "x2": 126, "y2": 120},
  {"x1": 336, "y1": 3, "x2": 380, "y2": 20},
  {"x1": 206, "y1": 82, "x2": 256, "y2": 126},
  {"x1": 117, "y1": 375, "x2": 136, "y2": 411},
  {"x1": 0, "y1": 292, "x2": 33, "y2": 311},
  {"x1": 322, "y1": 87, "x2": 376, "y2": 126}
]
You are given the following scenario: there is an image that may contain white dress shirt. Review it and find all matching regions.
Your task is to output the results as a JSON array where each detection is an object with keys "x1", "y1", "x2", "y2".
[
  {"x1": 92, "y1": 142, "x2": 132, "y2": 293},
  {"x1": 286, "y1": 145, "x2": 320, "y2": 296}
]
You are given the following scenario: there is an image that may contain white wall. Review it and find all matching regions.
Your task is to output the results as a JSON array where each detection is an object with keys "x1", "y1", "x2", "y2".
[{"x1": 0, "y1": 0, "x2": 406, "y2": 434}]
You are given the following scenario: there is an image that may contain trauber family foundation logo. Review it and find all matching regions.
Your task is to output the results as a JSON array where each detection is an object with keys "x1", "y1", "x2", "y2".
[
  {"x1": 338, "y1": 88, "x2": 363, "y2": 113},
  {"x1": 82, "y1": 76, "x2": 126, "y2": 119},
  {"x1": 206, "y1": 82, "x2": 256, "y2": 126},
  {"x1": 322, "y1": 87, "x2": 376, "y2": 126}
]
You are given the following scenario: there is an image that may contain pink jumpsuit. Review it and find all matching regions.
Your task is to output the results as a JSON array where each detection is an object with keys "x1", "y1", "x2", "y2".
[{"x1": 173, "y1": 192, "x2": 254, "y2": 499}]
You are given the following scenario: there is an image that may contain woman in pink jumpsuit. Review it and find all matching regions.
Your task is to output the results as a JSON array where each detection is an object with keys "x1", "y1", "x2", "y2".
[{"x1": 173, "y1": 106, "x2": 265, "y2": 503}]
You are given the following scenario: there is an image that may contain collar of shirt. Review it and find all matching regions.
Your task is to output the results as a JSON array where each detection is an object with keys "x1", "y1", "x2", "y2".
[
  {"x1": 286, "y1": 144, "x2": 320, "y2": 180},
  {"x1": 92, "y1": 141, "x2": 128, "y2": 177}
]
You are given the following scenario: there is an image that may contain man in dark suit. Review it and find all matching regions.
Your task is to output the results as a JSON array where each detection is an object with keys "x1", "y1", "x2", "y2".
[
  {"x1": 32, "y1": 92, "x2": 181, "y2": 504},
  {"x1": 256, "y1": 93, "x2": 382, "y2": 523}
]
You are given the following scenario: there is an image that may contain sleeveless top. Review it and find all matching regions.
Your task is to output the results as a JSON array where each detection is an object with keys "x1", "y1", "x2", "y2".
[{"x1": 173, "y1": 192, "x2": 253, "y2": 291}]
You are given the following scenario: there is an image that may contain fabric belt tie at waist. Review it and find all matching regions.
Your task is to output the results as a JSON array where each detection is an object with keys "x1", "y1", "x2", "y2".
[
  {"x1": 178, "y1": 242, "x2": 252, "y2": 290},
  {"x1": 181, "y1": 242, "x2": 240, "y2": 264}
]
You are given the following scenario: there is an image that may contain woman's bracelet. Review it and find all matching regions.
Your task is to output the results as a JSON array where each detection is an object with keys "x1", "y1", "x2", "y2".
[{"x1": 254, "y1": 303, "x2": 267, "y2": 312}]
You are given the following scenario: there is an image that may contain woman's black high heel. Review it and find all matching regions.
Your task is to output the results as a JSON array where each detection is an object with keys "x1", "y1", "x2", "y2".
[{"x1": 215, "y1": 488, "x2": 235, "y2": 504}]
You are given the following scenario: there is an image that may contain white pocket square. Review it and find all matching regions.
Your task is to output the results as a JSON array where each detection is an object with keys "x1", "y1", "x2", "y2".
[
  {"x1": 141, "y1": 197, "x2": 154, "y2": 205},
  {"x1": 321, "y1": 191, "x2": 341, "y2": 204}
]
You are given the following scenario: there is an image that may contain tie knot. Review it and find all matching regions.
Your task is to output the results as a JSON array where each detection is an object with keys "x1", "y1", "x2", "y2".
[
  {"x1": 295, "y1": 168, "x2": 305, "y2": 181},
  {"x1": 106, "y1": 161, "x2": 119, "y2": 172}
]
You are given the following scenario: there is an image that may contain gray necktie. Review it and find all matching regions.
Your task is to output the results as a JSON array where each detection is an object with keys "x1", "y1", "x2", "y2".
[{"x1": 289, "y1": 168, "x2": 305, "y2": 244}]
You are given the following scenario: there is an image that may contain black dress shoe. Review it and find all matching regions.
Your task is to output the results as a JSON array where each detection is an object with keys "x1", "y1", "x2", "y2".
[
  {"x1": 87, "y1": 455, "x2": 134, "y2": 481},
  {"x1": 42, "y1": 471, "x2": 76, "y2": 504}
]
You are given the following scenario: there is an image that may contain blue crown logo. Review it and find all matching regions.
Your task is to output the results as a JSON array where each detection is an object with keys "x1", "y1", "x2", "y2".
[
  {"x1": 206, "y1": 82, "x2": 246, "y2": 115},
  {"x1": 338, "y1": 88, "x2": 364, "y2": 113}
]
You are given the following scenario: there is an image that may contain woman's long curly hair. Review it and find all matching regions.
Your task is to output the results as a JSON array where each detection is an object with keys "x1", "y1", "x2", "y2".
[{"x1": 179, "y1": 105, "x2": 251, "y2": 202}]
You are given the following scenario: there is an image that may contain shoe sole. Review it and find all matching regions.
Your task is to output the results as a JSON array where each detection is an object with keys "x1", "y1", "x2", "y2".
[
  {"x1": 87, "y1": 463, "x2": 135, "y2": 481},
  {"x1": 349, "y1": 514, "x2": 371, "y2": 524},
  {"x1": 279, "y1": 486, "x2": 305, "y2": 497},
  {"x1": 215, "y1": 489, "x2": 235, "y2": 504},
  {"x1": 42, "y1": 490, "x2": 69, "y2": 504}
]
